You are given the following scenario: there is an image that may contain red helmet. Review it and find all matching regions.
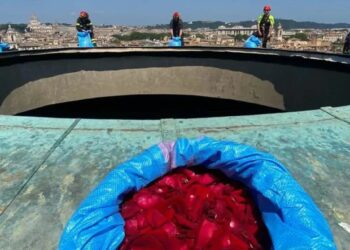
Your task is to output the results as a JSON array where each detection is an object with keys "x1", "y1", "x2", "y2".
[
  {"x1": 173, "y1": 12, "x2": 180, "y2": 18},
  {"x1": 80, "y1": 11, "x2": 89, "y2": 18},
  {"x1": 263, "y1": 5, "x2": 271, "y2": 11}
]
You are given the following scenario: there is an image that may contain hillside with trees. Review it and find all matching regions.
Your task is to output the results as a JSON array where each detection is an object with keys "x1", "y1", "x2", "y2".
[
  {"x1": 0, "y1": 24, "x2": 27, "y2": 33},
  {"x1": 147, "y1": 19, "x2": 350, "y2": 30}
]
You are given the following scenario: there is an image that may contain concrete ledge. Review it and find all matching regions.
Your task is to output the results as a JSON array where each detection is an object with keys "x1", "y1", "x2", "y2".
[{"x1": 1, "y1": 48, "x2": 350, "y2": 115}]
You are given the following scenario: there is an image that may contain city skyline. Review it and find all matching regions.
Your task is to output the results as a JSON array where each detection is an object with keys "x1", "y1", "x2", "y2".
[{"x1": 0, "y1": 0, "x2": 350, "y2": 25}]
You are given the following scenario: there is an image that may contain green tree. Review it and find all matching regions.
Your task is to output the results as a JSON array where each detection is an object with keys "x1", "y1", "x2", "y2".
[
  {"x1": 112, "y1": 32, "x2": 168, "y2": 41},
  {"x1": 195, "y1": 34, "x2": 205, "y2": 39},
  {"x1": 229, "y1": 34, "x2": 249, "y2": 41},
  {"x1": 0, "y1": 24, "x2": 26, "y2": 33},
  {"x1": 292, "y1": 33, "x2": 309, "y2": 41}
]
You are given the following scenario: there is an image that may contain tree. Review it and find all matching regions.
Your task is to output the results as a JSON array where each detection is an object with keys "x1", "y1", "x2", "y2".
[
  {"x1": 0, "y1": 24, "x2": 26, "y2": 33},
  {"x1": 229, "y1": 34, "x2": 249, "y2": 41},
  {"x1": 292, "y1": 33, "x2": 309, "y2": 41},
  {"x1": 112, "y1": 32, "x2": 168, "y2": 41}
]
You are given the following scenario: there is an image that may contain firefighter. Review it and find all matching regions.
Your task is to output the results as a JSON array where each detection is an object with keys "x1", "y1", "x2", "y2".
[
  {"x1": 170, "y1": 12, "x2": 184, "y2": 46},
  {"x1": 257, "y1": 5, "x2": 275, "y2": 48},
  {"x1": 76, "y1": 11, "x2": 95, "y2": 44}
]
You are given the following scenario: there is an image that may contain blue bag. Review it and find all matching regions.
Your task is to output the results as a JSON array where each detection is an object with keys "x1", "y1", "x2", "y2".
[
  {"x1": 77, "y1": 31, "x2": 94, "y2": 48},
  {"x1": 0, "y1": 42, "x2": 10, "y2": 52},
  {"x1": 60, "y1": 137, "x2": 336, "y2": 250},
  {"x1": 244, "y1": 35, "x2": 262, "y2": 48},
  {"x1": 168, "y1": 36, "x2": 182, "y2": 47}
]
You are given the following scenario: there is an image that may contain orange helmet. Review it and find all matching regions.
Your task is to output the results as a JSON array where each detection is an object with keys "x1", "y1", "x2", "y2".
[
  {"x1": 263, "y1": 5, "x2": 271, "y2": 11},
  {"x1": 80, "y1": 11, "x2": 89, "y2": 18},
  {"x1": 173, "y1": 12, "x2": 180, "y2": 18}
]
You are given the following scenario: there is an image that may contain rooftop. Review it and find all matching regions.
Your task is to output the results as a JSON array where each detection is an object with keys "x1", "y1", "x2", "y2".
[{"x1": 0, "y1": 48, "x2": 349, "y2": 249}]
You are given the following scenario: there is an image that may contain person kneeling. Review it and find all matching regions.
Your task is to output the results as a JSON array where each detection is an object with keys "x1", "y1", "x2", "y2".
[{"x1": 76, "y1": 11, "x2": 96, "y2": 46}]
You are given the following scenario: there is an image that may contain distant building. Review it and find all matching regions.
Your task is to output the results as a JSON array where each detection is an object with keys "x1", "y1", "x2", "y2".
[
  {"x1": 276, "y1": 23, "x2": 283, "y2": 42},
  {"x1": 217, "y1": 25, "x2": 257, "y2": 36},
  {"x1": 282, "y1": 31, "x2": 296, "y2": 39},
  {"x1": 18, "y1": 42, "x2": 42, "y2": 50},
  {"x1": 5, "y1": 25, "x2": 19, "y2": 49},
  {"x1": 26, "y1": 15, "x2": 53, "y2": 34},
  {"x1": 322, "y1": 30, "x2": 347, "y2": 43},
  {"x1": 309, "y1": 36, "x2": 332, "y2": 51}
]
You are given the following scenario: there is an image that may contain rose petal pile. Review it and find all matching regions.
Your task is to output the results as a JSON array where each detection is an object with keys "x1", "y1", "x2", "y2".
[{"x1": 119, "y1": 168, "x2": 270, "y2": 250}]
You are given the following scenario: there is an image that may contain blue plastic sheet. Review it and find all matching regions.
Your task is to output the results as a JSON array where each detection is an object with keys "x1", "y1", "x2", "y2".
[
  {"x1": 60, "y1": 137, "x2": 336, "y2": 250},
  {"x1": 168, "y1": 37, "x2": 182, "y2": 47},
  {"x1": 244, "y1": 35, "x2": 262, "y2": 48},
  {"x1": 0, "y1": 42, "x2": 10, "y2": 52},
  {"x1": 77, "y1": 32, "x2": 94, "y2": 48}
]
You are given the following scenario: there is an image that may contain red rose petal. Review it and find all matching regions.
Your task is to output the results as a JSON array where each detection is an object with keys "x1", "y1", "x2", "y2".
[
  {"x1": 163, "y1": 207, "x2": 175, "y2": 221},
  {"x1": 230, "y1": 234, "x2": 251, "y2": 250},
  {"x1": 220, "y1": 233, "x2": 233, "y2": 249},
  {"x1": 182, "y1": 169, "x2": 196, "y2": 178},
  {"x1": 198, "y1": 173, "x2": 216, "y2": 185},
  {"x1": 121, "y1": 200, "x2": 140, "y2": 219},
  {"x1": 162, "y1": 222, "x2": 178, "y2": 237},
  {"x1": 124, "y1": 219, "x2": 138, "y2": 235},
  {"x1": 174, "y1": 214, "x2": 197, "y2": 229},
  {"x1": 135, "y1": 194, "x2": 162, "y2": 209},
  {"x1": 158, "y1": 176, "x2": 179, "y2": 189},
  {"x1": 184, "y1": 193, "x2": 197, "y2": 209},
  {"x1": 210, "y1": 183, "x2": 226, "y2": 196},
  {"x1": 135, "y1": 213, "x2": 147, "y2": 229},
  {"x1": 145, "y1": 209, "x2": 168, "y2": 228},
  {"x1": 196, "y1": 219, "x2": 218, "y2": 248},
  {"x1": 129, "y1": 234, "x2": 165, "y2": 250},
  {"x1": 119, "y1": 168, "x2": 270, "y2": 250}
]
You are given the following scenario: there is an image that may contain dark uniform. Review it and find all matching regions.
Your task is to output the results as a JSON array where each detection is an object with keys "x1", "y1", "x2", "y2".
[
  {"x1": 170, "y1": 18, "x2": 184, "y2": 46},
  {"x1": 76, "y1": 17, "x2": 94, "y2": 39},
  {"x1": 257, "y1": 14, "x2": 275, "y2": 48},
  {"x1": 343, "y1": 32, "x2": 350, "y2": 54}
]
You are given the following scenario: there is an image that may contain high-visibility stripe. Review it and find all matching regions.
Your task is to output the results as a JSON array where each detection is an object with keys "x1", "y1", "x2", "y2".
[
  {"x1": 257, "y1": 14, "x2": 275, "y2": 26},
  {"x1": 269, "y1": 15, "x2": 275, "y2": 26}
]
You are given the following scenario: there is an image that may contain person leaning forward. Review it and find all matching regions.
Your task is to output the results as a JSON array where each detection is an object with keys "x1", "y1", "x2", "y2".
[
  {"x1": 257, "y1": 5, "x2": 275, "y2": 48},
  {"x1": 76, "y1": 11, "x2": 95, "y2": 42},
  {"x1": 170, "y1": 12, "x2": 184, "y2": 46}
]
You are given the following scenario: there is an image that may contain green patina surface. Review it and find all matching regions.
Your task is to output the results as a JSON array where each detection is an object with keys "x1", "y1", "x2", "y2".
[{"x1": 0, "y1": 107, "x2": 349, "y2": 249}]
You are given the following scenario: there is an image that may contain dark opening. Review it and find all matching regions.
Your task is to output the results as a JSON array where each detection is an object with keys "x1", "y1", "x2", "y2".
[{"x1": 18, "y1": 95, "x2": 282, "y2": 119}]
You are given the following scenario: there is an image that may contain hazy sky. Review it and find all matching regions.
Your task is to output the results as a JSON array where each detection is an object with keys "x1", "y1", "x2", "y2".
[{"x1": 1, "y1": 0, "x2": 349, "y2": 25}]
